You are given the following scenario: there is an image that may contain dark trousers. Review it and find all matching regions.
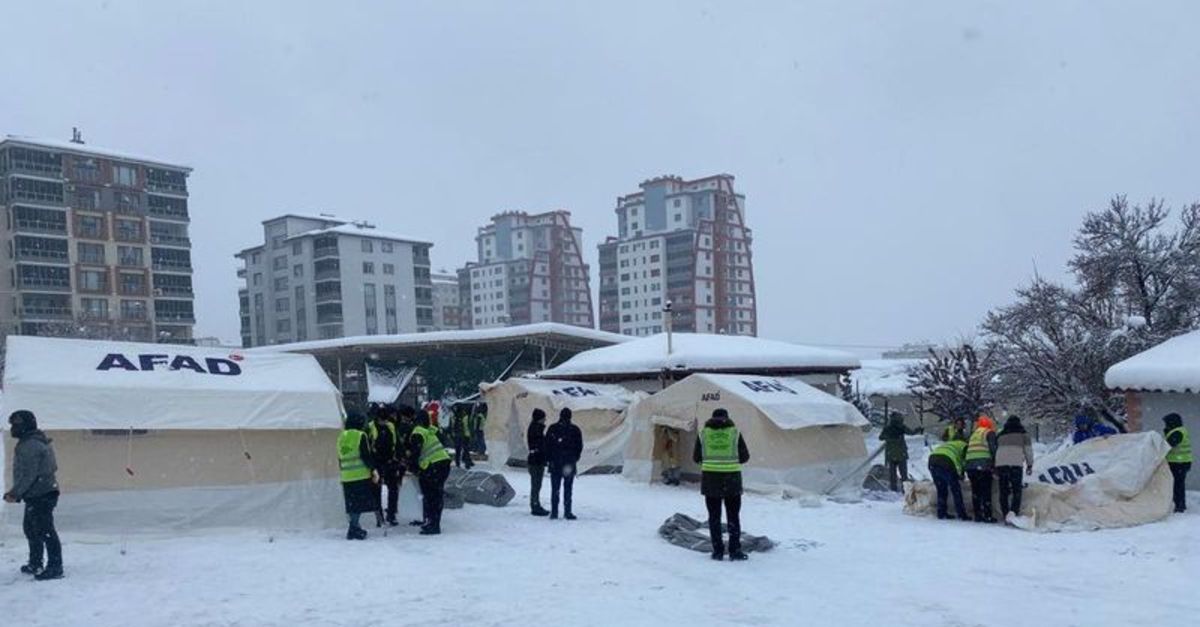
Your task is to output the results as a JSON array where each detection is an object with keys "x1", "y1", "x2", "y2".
[
  {"x1": 887, "y1": 459, "x2": 910, "y2": 492},
  {"x1": 996, "y1": 466, "x2": 1024, "y2": 517},
  {"x1": 930, "y1": 464, "x2": 967, "y2": 519},
  {"x1": 1169, "y1": 462, "x2": 1191, "y2": 512},
  {"x1": 967, "y1": 469, "x2": 994, "y2": 521},
  {"x1": 454, "y1": 435, "x2": 473, "y2": 468},
  {"x1": 418, "y1": 460, "x2": 451, "y2": 531},
  {"x1": 380, "y1": 465, "x2": 401, "y2": 519},
  {"x1": 529, "y1": 463, "x2": 545, "y2": 509},
  {"x1": 549, "y1": 463, "x2": 575, "y2": 515},
  {"x1": 705, "y1": 495, "x2": 742, "y2": 554},
  {"x1": 24, "y1": 491, "x2": 62, "y2": 569}
]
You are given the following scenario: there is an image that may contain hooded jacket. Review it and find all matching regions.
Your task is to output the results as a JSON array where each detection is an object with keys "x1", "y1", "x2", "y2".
[
  {"x1": 544, "y1": 411, "x2": 583, "y2": 467},
  {"x1": 692, "y1": 413, "x2": 751, "y2": 497},
  {"x1": 7, "y1": 430, "x2": 59, "y2": 501},
  {"x1": 527, "y1": 416, "x2": 547, "y2": 466},
  {"x1": 995, "y1": 417, "x2": 1034, "y2": 468},
  {"x1": 879, "y1": 417, "x2": 921, "y2": 463}
]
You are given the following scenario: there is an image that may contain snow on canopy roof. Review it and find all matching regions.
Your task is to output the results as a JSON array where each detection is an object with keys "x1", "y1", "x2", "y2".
[
  {"x1": 252, "y1": 322, "x2": 629, "y2": 354},
  {"x1": 285, "y1": 222, "x2": 431, "y2": 245},
  {"x1": 537, "y1": 333, "x2": 859, "y2": 379},
  {"x1": 479, "y1": 378, "x2": 635, "y2": 412},
  {"x1": 1, "y1": 135, "x2": 191, "y2": 171},
  {"x1": 1105, "y1": 329, "x2": 1200, "y2": 393},
  {"x1": 850, "y1": 359, "x2": 923, "y2": 396},
  {"x1": 0, "y1": 336, "x2": 342, "y2": 430},
  {"x1": 642, "y1": 373, "x2": 868, "y2": 430}
]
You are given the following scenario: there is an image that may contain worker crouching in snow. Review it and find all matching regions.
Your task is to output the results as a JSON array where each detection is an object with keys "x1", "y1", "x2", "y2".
[
  {"x1": 928, "y1": 436, "x2": 968, "y2": 521},
  {"x1": 694, "y1": 408, "x2": 751, "y2": 561},
  {"x1": 338, "y1": 411, "x2": 379, "y2": 540},
  {"x1": 408, "y1": 410, "x2": 452, "y2": 535}
]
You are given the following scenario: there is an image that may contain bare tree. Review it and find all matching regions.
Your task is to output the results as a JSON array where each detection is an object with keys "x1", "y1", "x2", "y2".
[
  {"x1": 906, "y1": 344, "x2": 993, "y2": 425},
  {"x1": 984, "y1": 197, "x2": 1200, "y2": 431}
]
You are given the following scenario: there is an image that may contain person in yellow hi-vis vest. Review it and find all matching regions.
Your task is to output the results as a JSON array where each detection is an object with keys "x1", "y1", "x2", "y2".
[
  {"x1": 337, "y1": 411, "x2": 379, "y2": 540},
  {"x1": 1163, "y1": 413, "x2": 1192, "y2": 513},
  {"x1": 692, "y1": 408, "x2": 750, "y2": 561},
  {"x1": 406, "y1": 409, "x2": 452, "y2": 535}
]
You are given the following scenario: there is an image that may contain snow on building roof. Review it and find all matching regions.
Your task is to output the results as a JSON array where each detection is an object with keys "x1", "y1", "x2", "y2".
[
  {"x1": 538, "y1": 333, "x2": 860, "y2": 379},
  {"x1": 1105, "y1": 329, "x2": 1200, "y2": 393},
  {"x1": 1, "y1": 135, "x2": 191, "y2": 171},
  {"x1": 284, "y1": 222, "x2": 431, "y2": 245},
  {"x1": 850, "y1": 359, "x2": 924, "y2": 397},
  {"x1": 250, "y1": 322, "x2": 629, "y2": 355}
]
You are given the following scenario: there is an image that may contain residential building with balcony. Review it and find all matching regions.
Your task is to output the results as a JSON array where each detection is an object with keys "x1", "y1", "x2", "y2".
[
  {"x1": 597, "y1": 174, "x2": 757, "y2": 337},
  {"x1": 456, "y1": 210, "x2": 593, "y2": 330},
  {"x1": 235, "y1": 214, "x2": 433, "y2": 347},
  {"x1": 0, "y1": 134, "x2": 194, "y2": 342}
]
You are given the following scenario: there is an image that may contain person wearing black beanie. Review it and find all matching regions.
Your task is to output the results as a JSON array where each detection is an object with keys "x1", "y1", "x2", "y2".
[
  {"x1": 544, "y1": 408, "x2": 583, "y2": 520},
  {"x1": 5, "y1": 410, "x2": 64, "y2": 579}
]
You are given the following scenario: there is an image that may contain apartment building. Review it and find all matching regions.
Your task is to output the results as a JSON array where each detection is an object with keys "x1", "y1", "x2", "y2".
[
  {"x1": 598, "y1": 174, "x2": 757, "y2": 337},
  {"x1": 431, "y1": 271, "x2": 462, "y2": 331},
  {"x1": 236, "y1": 214, "x2": 433, "y2": 346},
  {"x1": 0, "y1": 134, "x2": 195, "y2": 342},
  {"x1": 457, "y1": 210, "x2": 593, "y2": 329}
]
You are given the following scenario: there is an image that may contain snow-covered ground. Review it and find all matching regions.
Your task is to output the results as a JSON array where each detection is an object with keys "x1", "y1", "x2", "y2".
[{"x1": 2, "y1": 469, "x2": 1196, "y2": 627}]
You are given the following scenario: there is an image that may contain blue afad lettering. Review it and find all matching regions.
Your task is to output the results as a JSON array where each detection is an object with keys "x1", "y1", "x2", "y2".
[
  {"x1": 740, "y1": 380, "x2": 798, "y2": 394},
  {"x1": 552, "y1": 386, "x2": 599, "y2": 398},
  {"x1": 97, "y1": 353, "x2": 242, "y2": 376},
  {"x1": 1037, "y1": 462, "x2": 1098, "y2": 486}
]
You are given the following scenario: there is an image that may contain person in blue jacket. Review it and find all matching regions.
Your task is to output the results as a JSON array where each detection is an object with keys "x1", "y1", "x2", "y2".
[{"x1": 1072, "y1": 414, "x2": 1116, "y2": 444}]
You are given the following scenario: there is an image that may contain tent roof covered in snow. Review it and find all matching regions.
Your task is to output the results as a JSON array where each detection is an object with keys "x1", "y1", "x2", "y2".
[
  {"x1": 850, "y1": 359, "x2": 924, "y2": 397},
  {"x1": 479, "y1": 378, "x2": 636, "y2": 413},
  {"x1": 537, "y1": 333, "x2": 860, "y2": 381},
  {"x1": 636, "y1": 373, "x2": 870, "y2": 431},
  {"x1": 1, "y1": 336, "x2": 343, "y2": 430},
  {"x1": 1105, "y1": 329, "x2": 1200, "y2": 393}
]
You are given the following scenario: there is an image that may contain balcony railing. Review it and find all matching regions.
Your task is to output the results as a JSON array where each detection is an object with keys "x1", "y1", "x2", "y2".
[
  {"x1": 15, "y1": 248, "x2": 69, "y2": 263},
  {"x1": 316, "y1": 315, "x2": 344, "y2": 325},
  {"x1": 313, "y1": 246, "x2": 339, "y2": 260},
  {"x1": 315, "y1": 291, "x2": 342, "y2": 304},
  {"x1": 9, "y1": 162, "x2": 63, "y2": 178},
  {"x1": 18, "y1": 278, "x2": 71, "y2": 292},
  {"x1": 155, "y1": 311, "x2": 196, "y2": 323},
  {"x1": 150, "y1": 234, "x2": 190, "y2": 247},
  {"x1": 147, "y1": 206, "x2": 189, "y2": 221},
  {"x1": 146, "y1": 181, "x2": 188, "y2": 195},
  {"x1": 13, "y1": 219, "x2": 68, "y2": 236},
  {"x1": 153, "y1": 260, "x2": 192, "y2": 272},
  {"x1": 20, "y1": 305, "x2": 72, "y2": 319},
  {"x1": 155, "y1": 285, "x2": 194, "y2": 298},
  {"x1": 314, "y1": 268, "x2": 340, "y2": 281}
]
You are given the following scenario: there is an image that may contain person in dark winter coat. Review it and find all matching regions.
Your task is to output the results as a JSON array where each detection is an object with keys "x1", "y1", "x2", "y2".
[
  {"x1": 878, "y1": 414, "x2": 922, "y2": 492},
  {"x1": 407, "y1": 410, "x2": 452, "y2": 535},
  {"x1": 693, "y1": 409, "x2": 751, "y2": 561},
  {"x1": 338, "y1": 411, "x2": 378, "y2": 540},
  {"x1": 543, "y1": 408, "x2": 583, "y2": 520},
  {"x1": 451, "y1": 408, "x2": 474, "y2": 469},
  {"x1": 527, "y1": 409, "x2": 549, "y2": 516},
  {"x1": 367, "y1": 405, "x2": 402, "y2": 526},
  {"x1": 1163, "y1": 413, "x2": 1192, "y2": 513},
  {"x1": 4, "y1": 410, "x2": 63, "y2": 580},
  {"x1": 995, "y1": 415, "x2": 1034, "y2": 520}
]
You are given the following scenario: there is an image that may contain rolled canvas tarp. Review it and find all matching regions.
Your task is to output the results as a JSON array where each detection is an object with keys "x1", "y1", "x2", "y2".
[
  {"x1": 1, "y1": 336, "x2": 345, "y2": 531},
  {"x1": 623, "y1": 374, "x2": 870, "y2": 494},
  {"x1": 904, "y1": 432, "x2": 1174, "y2": 531},
  {"x1": 480, "y1": 378, "x2": 637, "y2": 474}
]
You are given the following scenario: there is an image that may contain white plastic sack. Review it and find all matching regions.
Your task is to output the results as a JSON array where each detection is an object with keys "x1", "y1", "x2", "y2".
[{"x1": 905, "y1": 432, "x2": 1173, "y2": 531}]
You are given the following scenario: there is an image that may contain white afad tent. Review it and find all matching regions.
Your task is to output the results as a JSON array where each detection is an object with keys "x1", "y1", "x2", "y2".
[
  {"x1": 622, "y1": 374, "x2": 870, "y2": 494},
  {"x1": 480, "y1": 378, "x2": 637, "y2": 474},
  {"x1": 1, "y1": 336, "x2": 346, "y2": 531}
]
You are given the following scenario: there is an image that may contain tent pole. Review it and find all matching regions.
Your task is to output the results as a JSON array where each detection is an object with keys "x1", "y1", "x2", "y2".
[{"x1": 337, "y1": 357, "x2": 344, "y2": 393}]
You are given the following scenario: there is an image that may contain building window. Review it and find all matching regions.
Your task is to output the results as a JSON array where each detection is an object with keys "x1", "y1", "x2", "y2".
[
  {"x1": 274, "y1": 276, "x2": 289, "y2": 292},
  {"x1": 383, "y1": 263, "x2": 395, "y2": 275},
  {"x1": 80, "y1": 269, "x2": 108, "y2": 292},
  {"x1": 120, "y1": 299, "x2": 147, "y2": 321},
  {"x1": 384, "y1": 285, "x2": 397, "y2": 334},
  {"x1": 673, "y1": 198, "x2": 681, "y2": 208},
  {"x1": 76, "y1": 214, "x2": 106, "y2": 239},
  {"x1": 276, "y1": 318, "x2": 291, "y2": 333},
  {"x1": 361, "y1": 240, "x2": 373, "y2": 253},
  {"x1": 119, "y1": 272, "x2": 146, "y2": 296},
  {"x1": 363, "y1": 262, "x2": 375, "y2": 274},
  {"x1": 271, "y1": 235, "x2": 285, "y2": 250},
  {"x1": 253, "y1": 273, "x2": 262, "y2": 286},
  {"x1": 118, "y1": 246, "x2": 143, "y2": 267},
  {"x1": 276, "y1": 297, "x2": 290, "y2": 312},
  {"x1": 292, "y1": 241, "x2": 303, "y2": 255},
  {"x1": 114, "y1": 218, "x2": 143, "y2": 242},
  {"x1": 293, "y1": 264, "x2": 304, "y2": 278},
  {"x1": 273, "y1": 256, "x2": 287, "y2": 271},
  {"x1": 381, "y1": 242, "x2": 393, "y2": 253},
  {"x1": 77, "y1": 242, "x2": 105, "y2": 265},
  {"x1": 80, "y1": 297, "x2": 108, "y2": 320},
  {"x1": 364, "y1": 283, "x2": 377, "y2": 335},
  {"x1": 251, "y1": 252, "x2": 261, "y2": 264},
  {"x1": 114, "y1": 164, "x2": 138, "y2": 187}
]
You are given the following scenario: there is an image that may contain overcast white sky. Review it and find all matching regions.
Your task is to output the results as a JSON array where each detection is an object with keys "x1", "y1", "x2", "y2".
[{"x1": 3, "y1": 1, "x2": 1198, "y2": 352}]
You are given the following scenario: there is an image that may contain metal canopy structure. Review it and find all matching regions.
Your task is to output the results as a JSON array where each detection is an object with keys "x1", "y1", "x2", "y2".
[{"x1": 250, "y1": 323, "x2": 629, "y2": 403}]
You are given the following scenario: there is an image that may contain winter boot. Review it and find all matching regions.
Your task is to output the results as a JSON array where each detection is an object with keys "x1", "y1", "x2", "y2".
[
  {"x1": 710, "y1": 548, "x2": 725, "y2": 561},
  {"x1": 34, "y1": 565, "x2": 64, "y2": 581},
  {"x1": 20, "y1": 563, "x2": 41, "y2": 575},
  {"x1": 729, "y1": 550, "x2": 749, "y2": 561},
  {"x1": 564, "y1": 511, "x2": 577, "y2": 521},
  {"x1": 531, "y1": 505, "x2": 550, "y2": 517},
  {"x1": 419, "y1": 526, "x2": 441, "y2": 536}
]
